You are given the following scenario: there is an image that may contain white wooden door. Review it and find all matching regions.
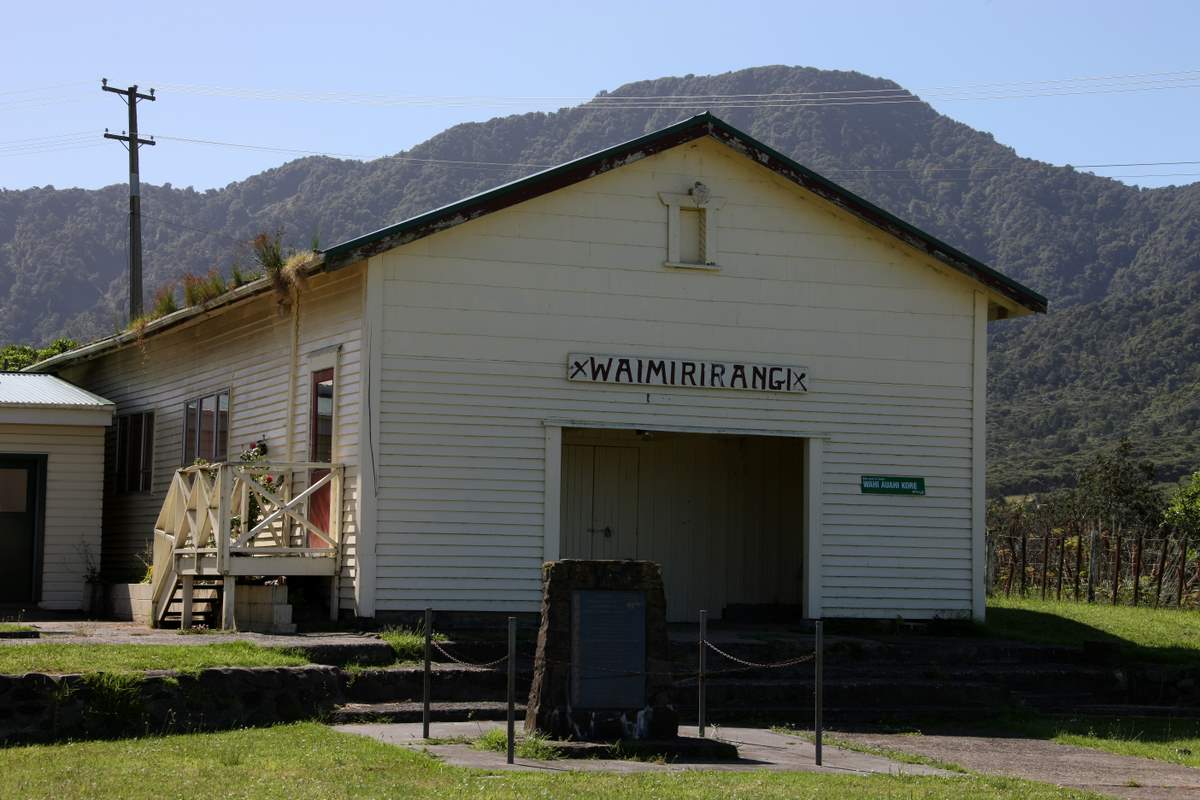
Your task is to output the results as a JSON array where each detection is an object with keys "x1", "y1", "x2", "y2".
[{"x1": 560, "y1": 445, "x2": 639, "y2": 559}]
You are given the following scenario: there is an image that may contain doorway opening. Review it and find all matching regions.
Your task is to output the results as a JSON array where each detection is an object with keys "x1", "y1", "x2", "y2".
[
  {"x1": 560, "y1": 428, "x2": 804, "y2": 622},
  {"x1": 0, "y1": 454, "x2": 45, "y2": 604}
]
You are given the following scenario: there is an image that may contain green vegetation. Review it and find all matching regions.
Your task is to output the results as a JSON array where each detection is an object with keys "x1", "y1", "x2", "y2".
[
  {"x1": 473, "y1": 727, "x2": 564, "y2": 760},
  {"x1": 1, "y1": 65, "x2": 1197, "y2": 495},
  {"x1": 987, "y1": 440, "x2": 1198, "y2": 608},
  {"x1": 0, "y1": 623, "x2": 35, "y2": 634},
  {"x1": 985, "y1": 596, "x2": 1200, "y2": 662},
  {"x1": 0, "y1": 722, "x2": 1100, "y2": 799},
  {"x1": 378, "y1": 626, "x2": 447, "y2": 662},
  {"x1": 990, "y1": 713, "x2": 1200, "y2": 769},
  {"x1": 0, "y1": 338, "x2": 77, "y2": 370},
  {"x1": 0, "y1": 642, "x2": 307, "y2": 675}
]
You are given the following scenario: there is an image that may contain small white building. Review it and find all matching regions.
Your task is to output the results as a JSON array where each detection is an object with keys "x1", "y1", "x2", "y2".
[
  {"x1": 0, "y1": 373, "x2": 114, "y2": 611},
  {"x1": 31, "y1": 113, "x2": 1045, "y2": 623}
]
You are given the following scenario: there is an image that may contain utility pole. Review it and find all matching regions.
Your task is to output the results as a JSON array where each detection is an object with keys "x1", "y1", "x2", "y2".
[{"x1": 102, "y1": 79, "x2": 156, "y2": 321}]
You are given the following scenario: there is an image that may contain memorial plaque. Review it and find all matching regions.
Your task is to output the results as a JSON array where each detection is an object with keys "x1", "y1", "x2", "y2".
[
  {"x1": 570, "y1": 590, "x2": 646, "y2": 709},
  {"x1": 526, "y1": 560, "x2": 678, "y2": 740}
]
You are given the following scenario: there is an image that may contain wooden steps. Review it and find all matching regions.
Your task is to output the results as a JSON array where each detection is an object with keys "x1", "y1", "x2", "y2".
[{"x1": 158, "y1": 579, "x2": 223, "y2": 629}]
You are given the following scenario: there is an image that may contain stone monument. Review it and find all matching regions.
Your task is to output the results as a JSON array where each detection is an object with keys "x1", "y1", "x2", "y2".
[{"x1": 525, "y1": 560, "x2": 678, "y2": 741}]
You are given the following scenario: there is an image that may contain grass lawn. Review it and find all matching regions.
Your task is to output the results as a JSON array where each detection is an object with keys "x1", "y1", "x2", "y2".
[
  {"x1": 0, "y1": 624, "x2": 35, "y2": 634},
  {"x1": 984, "y1": 596, "x2": 1200, "y2": 662},
  {"x1": 0, "y1": 641, "x2": 307, "y2": 675},
  {"x1": 0, "y1": 722, "x2": 1103, "y2": 800},
  {"x1": 377, "y1": 626, "x2": 445, "y2": 662}
]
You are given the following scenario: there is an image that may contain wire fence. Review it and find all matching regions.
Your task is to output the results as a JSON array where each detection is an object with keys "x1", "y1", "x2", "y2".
[
  {"x1": 414, "y1": 608, "x2": 826, "y2": 767},
  {"x1": 986, "y1": 528, "x2": 1199, "y2": 607}
]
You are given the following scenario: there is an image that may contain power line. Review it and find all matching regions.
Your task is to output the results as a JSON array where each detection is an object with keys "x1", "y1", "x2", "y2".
[
  {"x1": 150, "y1": 68, "x2": 1200, "y2": 109},
  {"x1": 6, "y1": 126, "x2": 1200, "y2": 185}
]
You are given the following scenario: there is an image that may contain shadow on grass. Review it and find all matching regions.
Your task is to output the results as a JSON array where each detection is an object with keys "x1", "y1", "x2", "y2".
[{"x1": 982, "y1": 606, "x2": 1198, "y2": 664}]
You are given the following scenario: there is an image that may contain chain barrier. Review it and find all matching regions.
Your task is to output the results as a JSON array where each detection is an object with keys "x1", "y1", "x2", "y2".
[
  {"x1": 416, "y1": 608, "x2": 825, "y2": 767},
  {"x1": 430, "y1": 640, "x2": 510, "y2": 670},
  {"x1": 702, "y1": 640, "x2": 816, "y2": 670}
]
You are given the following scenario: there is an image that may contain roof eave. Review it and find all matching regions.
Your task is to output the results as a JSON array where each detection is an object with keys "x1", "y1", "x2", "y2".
[
  {"x1": 25, "y1": 272, "x2": 291, "y2": 373},
  {"x1": 320, "y1": 112, "x2": 1045, "y2": 315}
]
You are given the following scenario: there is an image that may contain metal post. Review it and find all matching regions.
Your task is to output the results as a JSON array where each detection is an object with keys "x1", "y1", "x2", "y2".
[
  {"x1": 422, "y1": 608, "x2": 432, "y2": 740},
  {"x1": 698, "y1": 609, "x2": 707, "y2": 738},
  {"x1": 507, "y1": 616, "x2": 516, "y2": 765},
  {"x1": 814, "y1": 619, "x2": 823, "y2": 766}
]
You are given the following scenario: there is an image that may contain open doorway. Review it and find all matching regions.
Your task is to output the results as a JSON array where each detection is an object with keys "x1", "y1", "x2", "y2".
[{"x1": 560, "y1": 428, "x2": 804, "y2": 622}]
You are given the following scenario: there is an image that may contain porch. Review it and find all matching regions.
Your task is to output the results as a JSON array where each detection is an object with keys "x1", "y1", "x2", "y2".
[{"x1": 150, "y1": 461, "x2": 344, "y2": 628}]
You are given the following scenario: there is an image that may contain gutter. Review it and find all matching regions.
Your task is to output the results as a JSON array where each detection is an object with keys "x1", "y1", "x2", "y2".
[{"x1": 25, "y1": 257, "x2": 327, "y2": 374}]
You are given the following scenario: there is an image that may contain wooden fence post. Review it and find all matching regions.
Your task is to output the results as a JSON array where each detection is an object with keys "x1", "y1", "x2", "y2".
[
  {"x1": 1073, "y1": 527, "x2": 1083, "y2": 602},
  {"x1": 1153, "y1": 535, "x2": 1168, "y2": 608},
  {"x1": 1111, "y1": 533, "x2": 1122, "y2": 606},
  {"x1": 1040, "y1": 533, "x2": 1050, "y2": 600},
  {"x1": 1132, "y1": 531, "x2": 1143, "y2": 607},
  {"x1": 1179, "y1": 536, "x2": 1189, "y2": 607},
  {"x1": 1056, "y1": 534, "x2": 1065, "y2": 601},
  {"x1": 1020, "y1": 529, "x2": 1028, "y2": 597}
]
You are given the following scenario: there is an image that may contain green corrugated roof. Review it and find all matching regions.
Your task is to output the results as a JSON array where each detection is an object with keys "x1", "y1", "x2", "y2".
[{"x1": 322, "y1": 112, "x2": 1046, "y2": 313}]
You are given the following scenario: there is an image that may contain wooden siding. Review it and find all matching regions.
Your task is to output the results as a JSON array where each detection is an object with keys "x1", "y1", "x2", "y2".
[
  {"x1": 376, "y1": 137, "x2": 984, "y2": 619},
  {"x1": 0, "y1": 424, "x2": 106, "y2": 610},
  {"x1": 58, "y1": 265, "x2": 364, "y2": 610}
]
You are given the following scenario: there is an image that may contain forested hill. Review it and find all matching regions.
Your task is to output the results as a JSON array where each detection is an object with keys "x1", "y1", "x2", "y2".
[{"x1": 1, "y1": 65, "x2": 1197, "y2": 494}]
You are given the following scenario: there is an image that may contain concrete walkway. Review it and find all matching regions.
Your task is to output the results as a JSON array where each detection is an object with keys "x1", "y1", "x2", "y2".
[
  {"x1": 333, "y1": 721, "x2": 952, "y2": 776},
  {"x1": 837, "y1": 731, "x2": 1200, "y2": 800},
  {"x1": 3, "y1": 619, "x2": 386, "y2": 648}
]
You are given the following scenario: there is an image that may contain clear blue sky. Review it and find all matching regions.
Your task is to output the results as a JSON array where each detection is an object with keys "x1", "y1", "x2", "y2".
[{"x1": 3, "y1": 0, "x2": 1198, "y2": 191}]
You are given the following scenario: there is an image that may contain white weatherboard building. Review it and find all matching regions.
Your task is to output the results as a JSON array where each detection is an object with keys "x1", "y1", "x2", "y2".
[{"x1": 28, "y1": 114, "x2": 1045, "y2": 624}]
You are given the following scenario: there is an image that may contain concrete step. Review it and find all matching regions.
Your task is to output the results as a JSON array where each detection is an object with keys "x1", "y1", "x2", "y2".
[
  {"x1": 343, "y1": 666, "x2": 533, "y2": 703},
  {"x1": 670, "y1": 677, "x2": 1011, "y2": 710},
  {"x1": 331, "y1": 701, "x2": 522, "y2": 724}
]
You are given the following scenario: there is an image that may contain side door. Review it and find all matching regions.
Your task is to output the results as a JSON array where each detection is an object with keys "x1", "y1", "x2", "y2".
[
  {"x1": 560, "y1": 444, "x2": 639, "y2": 559},
  {"x1": 307, "y1": 367, "x2": 335, "y2": 548},
  {"x1": 0, "y1": 456, "x2": 43, "y2": 603}
]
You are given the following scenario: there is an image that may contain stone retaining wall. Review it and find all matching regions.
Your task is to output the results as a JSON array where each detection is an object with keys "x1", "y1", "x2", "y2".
[{"x1": 0, "y1": 665, "x2": 343, "y2": 744}]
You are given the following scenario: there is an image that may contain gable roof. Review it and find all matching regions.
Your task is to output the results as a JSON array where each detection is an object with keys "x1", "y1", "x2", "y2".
[
  {"x1": 323, "y1": 112, "x2": 1046, "y2": 314},
  {"x1": 30, "y1": 113, "x2": 1046, "y2": 375}
]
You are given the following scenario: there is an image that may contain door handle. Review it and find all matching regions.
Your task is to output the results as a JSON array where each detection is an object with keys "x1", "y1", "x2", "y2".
[{"x1": 587, "y1": 526, "x2": 613, "y2": 538}]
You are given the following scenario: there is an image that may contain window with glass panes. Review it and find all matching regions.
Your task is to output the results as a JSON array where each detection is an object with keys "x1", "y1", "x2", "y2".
[
  {"x1": 183, "y1": 390, "x2": 229, "y2": 464},
  {"x1": 114, "y1": 412, "x2": 155, "y2": 492}
]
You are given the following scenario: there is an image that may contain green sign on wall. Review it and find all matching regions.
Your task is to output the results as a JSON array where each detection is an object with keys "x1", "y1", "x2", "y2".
[{"x1": 860, "y1": 475, "x2": 926, "y2": 495}]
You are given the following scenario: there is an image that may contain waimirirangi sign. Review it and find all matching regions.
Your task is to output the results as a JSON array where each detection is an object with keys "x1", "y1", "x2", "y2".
[
  {"x1": 567, "y1": 354, "x2": 808, "y2": 393},
  {"x1": 860, "y1": 475, "x2": 926, "y2": 496}
]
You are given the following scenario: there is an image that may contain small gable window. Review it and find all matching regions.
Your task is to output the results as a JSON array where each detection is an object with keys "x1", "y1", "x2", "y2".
[{"x1": 659, "y1": 181, "x2": 724, "y2": 271}]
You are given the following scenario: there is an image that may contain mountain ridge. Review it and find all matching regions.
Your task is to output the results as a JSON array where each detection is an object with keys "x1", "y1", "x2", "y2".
[{"x1": 2, "y1": 64, "x2": 1196, "y2": 493}]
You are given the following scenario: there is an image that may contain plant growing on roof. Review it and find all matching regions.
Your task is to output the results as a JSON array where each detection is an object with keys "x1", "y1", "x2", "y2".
[
  {"x1": 252, "y1": 232, "x2": 315, "y2": 309},
  {"x1": 181, "y1": 269, "x2": 229, "y2": 307},
  {"x1": 152, "y1": 284, "x2": 179, "y2": 318}
]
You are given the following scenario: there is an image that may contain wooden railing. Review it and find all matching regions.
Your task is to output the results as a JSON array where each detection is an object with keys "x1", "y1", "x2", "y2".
[{"x1": 150, "y1": 461, "x2": 344, "y2": 625}]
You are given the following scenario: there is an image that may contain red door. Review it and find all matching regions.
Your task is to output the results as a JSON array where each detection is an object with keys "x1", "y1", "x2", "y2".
[{"x1": 308, "y1": 368, "x2": 334, "y2": 547}]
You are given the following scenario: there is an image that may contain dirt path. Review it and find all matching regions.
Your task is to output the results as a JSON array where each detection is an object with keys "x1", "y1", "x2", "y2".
[{"x1": 836, "y1": 731, "x2": 1200, "y2": 800}]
